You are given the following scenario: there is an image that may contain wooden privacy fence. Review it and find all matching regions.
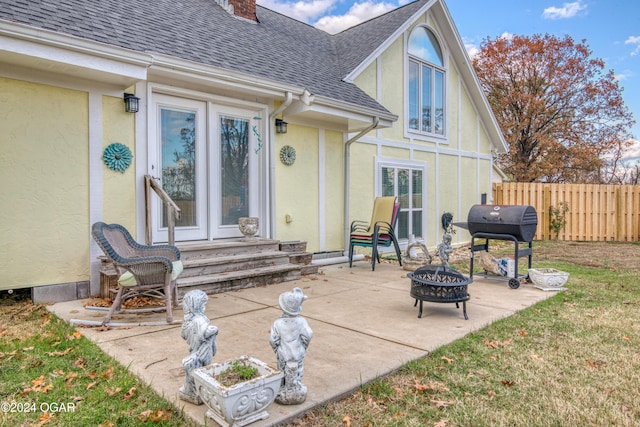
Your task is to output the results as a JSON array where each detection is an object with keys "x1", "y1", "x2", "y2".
[{"x1": 493, "y1": 183, "x2": 640, "y2": 242}]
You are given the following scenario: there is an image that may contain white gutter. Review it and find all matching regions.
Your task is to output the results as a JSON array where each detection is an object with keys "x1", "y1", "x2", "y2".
[
  {"x1": 268, "y1": 91, "x2": 293, "y2": 239},
  {"x1": 343, "y1": 117, "x2": 380, "y2": 256}
]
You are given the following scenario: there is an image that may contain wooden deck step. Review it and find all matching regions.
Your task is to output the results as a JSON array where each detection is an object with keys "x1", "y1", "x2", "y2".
[{"x1": 180, "y1": 250, "x2": 290, "y2": 277}]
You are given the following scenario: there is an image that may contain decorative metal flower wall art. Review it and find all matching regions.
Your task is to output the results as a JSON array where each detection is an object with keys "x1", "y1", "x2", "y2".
[
  {"x1": 103, "y1": 142, "x2": 133, "y2": 173},
  {"x1": 280, "y1": 145, "x2": 296, "y2": 166}
]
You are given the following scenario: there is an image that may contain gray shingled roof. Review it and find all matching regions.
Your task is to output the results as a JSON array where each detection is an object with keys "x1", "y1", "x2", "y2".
[
  {"x1": 334, "y1": 0, "x2": 429, "y2": 77},
  {"x1": 0, "y1": 0, "x2": 429, "y2": 116}
]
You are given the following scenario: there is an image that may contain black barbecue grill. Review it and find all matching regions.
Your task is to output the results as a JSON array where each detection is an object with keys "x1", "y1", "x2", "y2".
[{"x1": 462, "y1": 205, "x2": 538, "y2": 289}]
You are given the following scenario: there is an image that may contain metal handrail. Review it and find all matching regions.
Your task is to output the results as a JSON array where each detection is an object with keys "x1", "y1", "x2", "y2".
[{"x1": 144, "y1": 175, "x2": 181, "y2": 245}]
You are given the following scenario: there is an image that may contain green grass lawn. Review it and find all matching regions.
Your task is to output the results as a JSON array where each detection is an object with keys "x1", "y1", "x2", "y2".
[
  {"x1": 0, "y1": 301, "x2": 198, "y2": 427},
  {"x1": 2, "y1": 241, "x2": 639, "y2": 426}
]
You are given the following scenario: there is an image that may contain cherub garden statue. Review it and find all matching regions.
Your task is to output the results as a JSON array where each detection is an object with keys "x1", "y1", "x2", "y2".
[
  {"x1": 269, "y1": 287, "x2": 313, "y2": 405},
  {"x1": 179, "y1": 289, "x2": 219, "y2": 405}
]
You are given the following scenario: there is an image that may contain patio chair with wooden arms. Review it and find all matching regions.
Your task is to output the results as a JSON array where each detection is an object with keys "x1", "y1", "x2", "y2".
[
  {"x1": 91, "y1": 222, "x2": 183, "y2": 324},
  {"x1": 348, "y1": 196, "x2": 403, "y2": 271}
]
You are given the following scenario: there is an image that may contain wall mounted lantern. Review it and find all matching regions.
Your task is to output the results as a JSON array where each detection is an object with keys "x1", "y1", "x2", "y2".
[
  {"x1": 123, "y1": 93, "x2": 140, "y2": 113},
  {"x1": 275, "y1": 118, "x2": 288, "y2": 134}
]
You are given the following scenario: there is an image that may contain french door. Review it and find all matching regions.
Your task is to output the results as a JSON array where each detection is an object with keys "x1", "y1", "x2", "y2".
[{"x1": 150, "y1": 94, "x2": 262, "y2": 242}]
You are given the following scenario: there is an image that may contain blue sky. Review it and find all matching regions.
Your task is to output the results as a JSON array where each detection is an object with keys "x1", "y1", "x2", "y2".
[{"x1": 257, "y1": 0, "x2": 640, "y2": 159}]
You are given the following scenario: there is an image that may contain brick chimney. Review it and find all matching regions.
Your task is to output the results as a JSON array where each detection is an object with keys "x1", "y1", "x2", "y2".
[{"x1": 228, "y1": 0, "x2": 257, "y2": 21}]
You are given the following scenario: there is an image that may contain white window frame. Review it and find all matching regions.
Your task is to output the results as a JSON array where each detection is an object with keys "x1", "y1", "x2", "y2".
[
  {"x1": 375, "y1": 157, "x2": 427, "y2": 242},
  {"x1": 406, "y1": 25, "x2": 447, "y2": 140}
]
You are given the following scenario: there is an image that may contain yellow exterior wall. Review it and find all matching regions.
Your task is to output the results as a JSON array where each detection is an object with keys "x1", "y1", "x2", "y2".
[
  {"x1": 275, "y1": 124, "x2": 320, "y2": 251},
  {"x1": 380, "y1": 38, "x2": 405, "y2": 142},
  {"x1": 0, "y1": 78, "x2": 89, "y2": 289},
  {"x1": 324, "y1": 130, "x2": 344, "y2": 250},
  {"x1": 349, "y1": 143, "x2": 377, "y2": 225},
  {"x1": 459, "y1": 89, "x2": 478, "y2": 152},
  {"x1": 353, "y1": 61, "x2": 377, "y2": 101},
  {"x1": 447, "y1": 63, "x2": 460, "y2": 149},
  {"x1": 102, "y1": 95, "x2": 137, "y2": 233}
]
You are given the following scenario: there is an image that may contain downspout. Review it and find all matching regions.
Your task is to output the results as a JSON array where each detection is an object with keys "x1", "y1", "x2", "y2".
[
  {"x1": 268, "y1": 91, "x2": 293, "y2": 239},
  {"x1": 343, "y1": 116, "x2": 380, "y2": 256}
]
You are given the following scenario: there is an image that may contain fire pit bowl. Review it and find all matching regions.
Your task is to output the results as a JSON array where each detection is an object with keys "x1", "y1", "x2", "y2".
[{"x1": 408, "y1": 265, "x2": 473, "y2": 319}]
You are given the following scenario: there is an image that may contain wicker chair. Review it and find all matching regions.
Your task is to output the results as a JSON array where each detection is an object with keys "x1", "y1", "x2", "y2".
[
  {"x1": 348, "y1": 196, "x2": 403, "y2": 271},
  {"x1": 91, "y1": 222, "x2": 182, "y2": 324}
]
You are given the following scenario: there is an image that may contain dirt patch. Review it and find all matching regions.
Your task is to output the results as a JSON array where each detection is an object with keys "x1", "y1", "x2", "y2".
[{"x1": 432, "y1": 240, "x2": 640, "y2": 274}]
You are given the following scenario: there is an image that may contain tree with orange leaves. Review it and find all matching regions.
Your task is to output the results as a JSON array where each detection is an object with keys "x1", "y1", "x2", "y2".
[{"x1": 473, "y1": 34, "x2": 635, "y2": 183}]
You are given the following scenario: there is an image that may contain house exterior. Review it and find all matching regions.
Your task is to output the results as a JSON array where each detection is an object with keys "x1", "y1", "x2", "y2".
[{"x1": 0, "y1": 0, "x2": 506, "y2": 298}]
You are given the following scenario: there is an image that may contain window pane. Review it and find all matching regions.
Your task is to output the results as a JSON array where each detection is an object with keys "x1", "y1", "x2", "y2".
[
  {"x1": 412, "y1": 210, "x2": 422, "y2": 238},
  {"x1": 161, "y1": 108, "x2": 196, "y2": 227},
  {"x1": 398, "y1": 169, "x2": 410, "y2": 208},
  {"x1": 397, "y1": 211, "x2": 409, "y2": 240},
  {"x1": 435, "y1": 70, "x2": 444, "y2": 135},
  {"x1": 220, "y1": 116, "x2": 249, "y2": 225},
  {"x1": 409, "y1": 61, "x2": 419, "y2": 130},
  {"x1": 382, "y1": 167, "x2": 395, "y2": 196},
  {"x1": 408, "y1": 27, "x2": 443, "y2": 66},
  {"x1": 421, "y1": 65, "x2": 431, "y2": 133},
  {"x1": 412, "y1": 170, "x2": 422, "y2": 208}
]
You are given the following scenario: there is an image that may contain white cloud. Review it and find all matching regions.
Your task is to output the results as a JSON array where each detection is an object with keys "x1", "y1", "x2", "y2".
[
  {"x1": 499, "y1": 32, "x2": 514, "y2": 41},
  {"x1": 313, "y1": 1, "x2": 397, "y2": 34},
  {"x1": 257, "y1": 0, "x2": 337, "y2": 23},
  {"x1": 614, "y1": 70, "x2": 633, "y2": 81},
  {"x1": 542, "y1": 1, "x2": 586, "y2": 20},
  {"x1": 625, "y1": 35, "x2": 640, "y2": 56},
  {"x1": 621, "y1": 139, "x2": 640, "y2": 164}
]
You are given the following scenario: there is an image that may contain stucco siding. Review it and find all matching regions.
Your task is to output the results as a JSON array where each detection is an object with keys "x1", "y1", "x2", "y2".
[
  {"x1": 0, "y1": 78, "x2": 89, "y2": 289},
  {"x1": 380, "y1": 38, "x2": 405, "y2": 142},
  {"x1": 102, "y1": 95, "x2": 137, "y2": 232},
  {"x1": 324, "y1": 130, "x2": 344, "y2": 251},
  {"x1": 349, "y1": 143, "x2": 377, "y2": 225},
  {"x1": 459, "y1": 88, "x2": 478, "y2": 152},
  {"x1": 275, "y1": 124, "x2": 320, "y2": 251},
  {"x1": 447, "y1": 62, "x2": 460, "y2": 149}
]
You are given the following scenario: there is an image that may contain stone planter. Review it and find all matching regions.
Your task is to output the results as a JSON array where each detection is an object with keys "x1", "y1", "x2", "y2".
[
  {"x1": 238, "y1": 217, "x2": 259, "y2": 241},
  {"x1": 192, "y1": 355, "x2": 283, "y2": 427},
  {"x1": 528, "y1": 268, "x2": 569, "y2": 291}
]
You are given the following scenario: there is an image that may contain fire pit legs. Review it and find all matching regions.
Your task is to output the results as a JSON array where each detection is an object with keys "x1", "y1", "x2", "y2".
[{"x1": 413, "y1": 299, "x2": 468, "y2": 319}]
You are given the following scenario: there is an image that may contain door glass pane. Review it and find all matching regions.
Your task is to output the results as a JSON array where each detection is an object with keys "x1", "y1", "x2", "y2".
[
  {"x1": 220, "y1": 115, "x2": 249, "y2": 226},
  {"x1": 412, "y1": 170, "x2": 422, "y2": 208},
  {"x1": 161, "y1": 108, "x2": 196, "y2": 227},
  {"x1": 398, "y1": 169, "x2": 410, "y2": 209},
  {"x1": 412, "y1": 210, "x2": 422, "y2": 238},
  {"x1": 382, "y1": 167, "x2": 395, "y2": 196},
  {"x1": 397, "y1": 211, "x2": 409, "y2": 240}
]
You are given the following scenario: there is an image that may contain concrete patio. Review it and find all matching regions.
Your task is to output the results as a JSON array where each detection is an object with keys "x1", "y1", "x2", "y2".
[{"x1": 48, "y1": 261, "x2": 554, "y2": 426}]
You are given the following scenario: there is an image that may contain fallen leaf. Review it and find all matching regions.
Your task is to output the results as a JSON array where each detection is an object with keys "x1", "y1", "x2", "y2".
[
  {"x1": 98, "y1": 419, "x2": 115, "y2": 427},
  {"x1": 105, "y1": 387, "x2": 122, "y2": 396},
  {"x1": 66, "y1": 329, "x2": 82, "y2": 340},
  {"x1": 501, "y1": 380, "x2": 515, "y2": 387},
  {"x1": 342, "y1": 415, "x2": 352, "y2": 427},
  {"x1": 46, "y1": 348, "x2": 72, "y2": 357},
  {"x1": 101, "y1": 365, "x2": 114, "y2": 380},
  {"x1": 518, "y1": 329, "x2": 528, "y2": 337},
  {"x1": 87, "y1": 381, "x2": 98, "y2": 390},
  {"x1": 73, "y1": 358, "x2": 86, "y2": 369},
  {"x1": 431, "y1": 398, "x2": 454, "y2": 409},
  {"x1": 123, "y1": 386, "x2": 137, "y2": 401},
  {"x1": 530, "y1": 354, "x2": 543, "y2": 361},
  {"x1": 441, "y1": 356, "x2": 453, "y2": 364},
  {"x1": 22, "y1": 346, "x2": 35, "y2": 351},
  {"x1": 433, "y1": 419, "x2": 449, "y2": 427},
  {"x1": 487, "y1": 390, "x2": 496, "y2": 397},
  {"x1": 622, "y1": 335, "x2": 630, "y2": 341}
]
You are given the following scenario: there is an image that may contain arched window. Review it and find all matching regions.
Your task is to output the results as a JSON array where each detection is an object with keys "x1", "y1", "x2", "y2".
[{"x1": 408, "y1": 26, "x2": 445, "y2": 135}]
